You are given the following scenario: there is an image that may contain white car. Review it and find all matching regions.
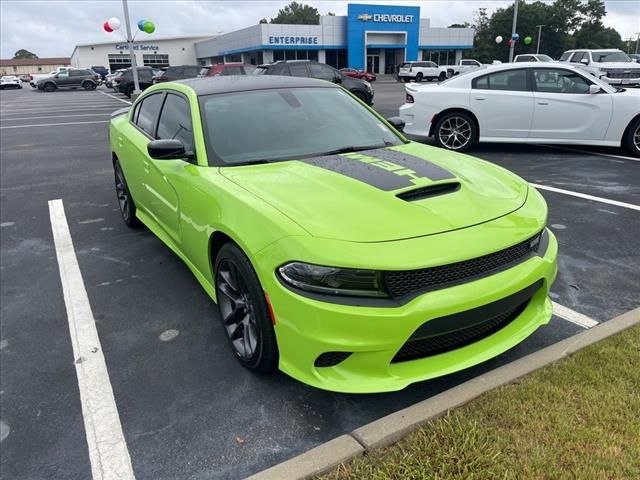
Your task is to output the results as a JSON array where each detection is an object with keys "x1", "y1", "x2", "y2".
[
  {"x1": 559, "y1": 49, "x2": 640, "y2": 86},
  {"x1": 0, "y1": 75, "x2": 22, "y2": 89},
  {"x1": 514, "y1": 54, "x2": 554, "y2": 63},
  {"x1": 399, "y1": 62, "x2": 640, "y2": 157},
  {"x1": 398, "y1": 61, "x2": 447, "y2": 83}
]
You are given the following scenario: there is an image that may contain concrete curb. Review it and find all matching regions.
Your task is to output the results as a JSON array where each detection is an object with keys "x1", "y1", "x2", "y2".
[{"x1": 246, "y1": 307, "x2": 640, "y2": 480}]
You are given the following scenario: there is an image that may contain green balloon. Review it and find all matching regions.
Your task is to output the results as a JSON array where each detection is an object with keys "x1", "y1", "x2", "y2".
[
  {"x1": 524, "y1": 36, "x2": 533, "y2": 45},
  {"x1": 143, "y1": 21, "x2": 155, "y2": 34}
]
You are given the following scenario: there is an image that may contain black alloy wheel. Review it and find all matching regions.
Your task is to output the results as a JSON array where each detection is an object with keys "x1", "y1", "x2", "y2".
[
  {"x1": 214, "y1": 243, "x2": 278, "y2": 373},
  {"x1": 83, "y1": 81, "x2": 96, "y2": 91},
  {"x1": 43, "y1": 83, "x2": 55, "y2": 92},
  {"x1": 623, "y1": 118, "x2": 640, "y2": 157},
  {"x1": 114, "y1": 160, "x2": 141, "y2": 228}
]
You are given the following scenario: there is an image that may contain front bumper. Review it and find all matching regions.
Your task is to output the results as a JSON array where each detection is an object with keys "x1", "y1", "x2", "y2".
[
  {"x1": 254, "y1": 194, "x2": 557, "y2": 393},
  {"x1": 600, "y1": 75, "x2": 640, "y2": 86}
]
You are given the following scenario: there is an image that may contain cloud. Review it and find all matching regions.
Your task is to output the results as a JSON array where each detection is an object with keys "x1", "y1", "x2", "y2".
[{"x1": 1, "y1": 0, "x2": 637, "y2": 58}]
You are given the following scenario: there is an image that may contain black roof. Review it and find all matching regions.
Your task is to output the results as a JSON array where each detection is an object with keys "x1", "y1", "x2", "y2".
[{"x1": 177, "y1": 75, "x2": 335, "y2": 96}]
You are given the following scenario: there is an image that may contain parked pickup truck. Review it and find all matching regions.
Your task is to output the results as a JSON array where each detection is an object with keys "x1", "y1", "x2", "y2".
[
  {"x1": 446, "y1": 59, "x2": 484, "y2": 77},
  {"x1": 30, "y1": 66, "x2": 73, "y2": 87},
  {"x1": 559, "y1": 49, "x2": 640, "y2": 87}
]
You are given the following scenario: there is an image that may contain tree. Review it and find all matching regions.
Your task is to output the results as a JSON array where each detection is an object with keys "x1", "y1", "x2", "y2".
[
  {"x1": 259, "y1": 18, "x2": 268, "y2": 24},
  {"x1": 270, "y1": 1, "x2": 320, "y2": 25},
  {"x1": 13, "y1": 49, "x2": 38, "y2": 59},
  {"x1": 449, "y1": 23, "x2": 470, "y2": 28}
]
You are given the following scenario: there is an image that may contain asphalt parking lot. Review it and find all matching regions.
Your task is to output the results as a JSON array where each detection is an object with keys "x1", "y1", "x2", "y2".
[{"x1": 1, "y1": 82, "x2": 638, "y2": 480}]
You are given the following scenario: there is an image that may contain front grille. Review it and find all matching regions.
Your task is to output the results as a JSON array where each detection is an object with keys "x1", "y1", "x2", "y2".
[
  {"x1": 391, "y1": 280, "x2": 541, "y2": 363},
  {"x1": 604, "y1": 69, "x2": 640, "y2": 80},
  {"x1": 314, "y1": 351, "x2": 352, "y2": 368},
  {"x1": 384, "y1": 232, "x2": 542, "y2": 300}
]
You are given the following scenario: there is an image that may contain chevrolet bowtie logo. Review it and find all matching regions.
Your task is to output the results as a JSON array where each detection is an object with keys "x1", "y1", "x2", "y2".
[{"x1": 358, "y1": 13, "x2": 373, "y2": 21}]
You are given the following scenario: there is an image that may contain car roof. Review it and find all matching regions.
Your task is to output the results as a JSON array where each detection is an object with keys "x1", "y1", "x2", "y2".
[
  {"x1": 177, "y1": 75, "x2": 336, "y2": 96},
  {"x1": 564, "y1": 49, "x2": 622, "y2": 52},
  {"x1": 475, "y1": 61, "x2": 579, "y2": 72}
]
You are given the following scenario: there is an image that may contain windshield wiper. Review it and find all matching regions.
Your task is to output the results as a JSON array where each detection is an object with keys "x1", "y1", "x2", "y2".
[{"x1": 319, "y1": 142, "x2": 391, "y2": 156}]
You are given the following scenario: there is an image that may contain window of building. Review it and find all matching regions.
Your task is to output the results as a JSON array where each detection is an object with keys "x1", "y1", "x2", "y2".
[
  {"x1": 325, "y1": 49, "x2": 347, "y2": 69},
  {"x1": 108, "y1": 54, "x2": 132, "y2": 72},
  {"x1": 143, "y1": 54, "x2": 169, "y2": 68},
  {"x1": 273, "y1": 49, "x2": 318, "y2": 62},
  {"x1": 422, "y1": 50, "x2": 457, "y2": 66},
  {"x1": 226, "y1": 54, "x2": 242, "y2": 62}
]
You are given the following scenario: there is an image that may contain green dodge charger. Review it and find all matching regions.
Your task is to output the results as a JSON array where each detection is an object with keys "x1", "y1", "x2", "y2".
[{"x1": 109, "y1": 76, "x2": 558, "y2": 393}]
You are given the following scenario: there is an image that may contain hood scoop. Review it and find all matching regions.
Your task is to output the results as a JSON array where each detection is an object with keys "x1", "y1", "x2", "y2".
[{"x1": 397, "y1": 182, "x2": 461, "y2": 202}]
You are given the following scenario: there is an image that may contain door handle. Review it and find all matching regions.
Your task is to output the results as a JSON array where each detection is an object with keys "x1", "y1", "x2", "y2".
[
  {"x1": 537, "y1": 101, "x2": 549, "y2": 105},
  {"x1": 474, "y1": 97, "x2": 486, "y2": 101}
]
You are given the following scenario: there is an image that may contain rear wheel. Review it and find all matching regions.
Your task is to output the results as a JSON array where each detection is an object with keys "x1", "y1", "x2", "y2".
[
  {"x1": 82, "y1": 81, "x2": 96, "y2": 90},
  {"x1": 622, "y1": 117, "x2": 640, "y2": 157},
  {"x1": 114, "y1": 160, "x2": 141, "y2": 228},
  {"x1": 43, "y1": 83, "x2": 55, "y2": 92},
  {"x1": 214, "y1": 243, "x2": 278, "y2": 373},
  {"x1": 433, "y1": 112, "x2": 476, "y2": 152},
  {"x1": 125, "y1": 85, "x2": 134, "y2": 98},
  {"x1": 415, "y1": 72, "x2": 423, "y2": 82}
]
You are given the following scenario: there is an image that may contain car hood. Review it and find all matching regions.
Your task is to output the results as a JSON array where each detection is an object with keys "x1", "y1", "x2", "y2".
[{"x1": 220, "y1": 143, "x2": 528, "y2": 242}]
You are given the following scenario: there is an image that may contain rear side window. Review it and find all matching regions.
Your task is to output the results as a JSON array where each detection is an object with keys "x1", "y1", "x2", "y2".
[
  {"x1": 515, "y1": 56, "x2": 531, "y2": 62},
  {"x1": 473, "y1": 69, "x2": 528, "y2": 91},
  {"x1": 135, "y1": 93, "x2": 164, "y2": 136},
  {"x1": 308, "y1": 63, "x2": 336, "y2": 81},
  {"x1": 288, "y1": 63, "x2": 309, "y2": 77},
  {"x1": 157, "y1": 93, "x2": 194, "y2": 153},
  {"x1": 559, "y1": 52, "x2": 572, "y2": 61}
]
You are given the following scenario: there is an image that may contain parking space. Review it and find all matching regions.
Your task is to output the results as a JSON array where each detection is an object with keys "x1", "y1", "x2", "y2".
[{"x1": 1, "y1": 84, "x2": 638, "y2": 480}]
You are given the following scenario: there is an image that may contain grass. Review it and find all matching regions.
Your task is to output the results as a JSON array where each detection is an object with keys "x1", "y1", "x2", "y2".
[{"x1": 320, "y1": 326, "x2": 640, "y2": 480}]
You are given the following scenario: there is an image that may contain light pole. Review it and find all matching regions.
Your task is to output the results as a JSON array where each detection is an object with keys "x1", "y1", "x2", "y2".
[
  {"x1": 121, "y1": 0, "x2": 141, "y2": 96},
  {"x1": 536, "y1": 25, "x2": 545, "y2": 54},
  {"x1": 509, "y1": 0, "x2": 519, "y2": 62},
  {"x1": 636, "y1": 32, "x2": 639, "y2": 54}
]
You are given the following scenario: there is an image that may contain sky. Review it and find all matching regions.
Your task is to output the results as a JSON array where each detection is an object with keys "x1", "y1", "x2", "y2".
[{"x1": 1, "y1": 0, "x2": 638, "y2": 58}]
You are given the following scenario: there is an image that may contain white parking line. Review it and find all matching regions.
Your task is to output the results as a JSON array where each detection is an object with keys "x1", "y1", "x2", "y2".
[
  {"x1": 553, "y1": 302, "x2": 599, "y2": 329},
  {"x1": 48, "y1": 199, "x2": 135, "y2": 480},
  {"x1": 1, "y1": 120, "x2": 109, "y2": 129},
  {"x1": 99, "y1": 90, "x2": 132, "y2": 105},
  {"x1": 1, "y1": 113, "x2": 112, "y2": 121},
  {"x1": 531, "y1": 183, "x2": 640, "y2": 212}
]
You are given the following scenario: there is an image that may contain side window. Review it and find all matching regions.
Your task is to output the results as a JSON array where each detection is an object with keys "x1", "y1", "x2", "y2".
[
  {"x1": 570, "y1": 52, "x2": 585, "y2": 63},
  {"x1": 139, "y1": 70, "x2": 152, "y2": 81},
  {"x1": 135, "y1": 93, "x2": 164, "y2": 137},
  {"x1": 308, "y1": 63, "x2": 336, "y2": 81},
  {"x1": 515, "y1": 56, "x2": 530, "y2": 63},
  {"x1": 70, "y1": 70, "x2": 83, "y2": 76},
  {"x1": 473, "y1": 69, "x2": 528, "y2": 91},
  {"x1": 559, "y1": 52, "x2": 572, "y2": 62},
  {"x1": 533, "y1": 69, "x2": 592, "y2": 94},
  {"x1": 288, "y1": 63, "x2": 309, "y2": 77},
  {"x1": 57, "y1": 71, "x2": 70, "y2": 78},
  {"x1": 157, "y1": 94, "x2": 194, "y2": 153}
]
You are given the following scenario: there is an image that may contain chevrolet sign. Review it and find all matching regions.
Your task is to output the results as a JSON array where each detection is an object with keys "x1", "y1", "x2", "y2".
[{"x1": 357, "y1": 13, "x2": 414, "y2": 23}]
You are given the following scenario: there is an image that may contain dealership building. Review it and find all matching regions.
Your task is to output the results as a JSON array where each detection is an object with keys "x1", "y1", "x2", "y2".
[
  {"x1": 195, "y1": 4, "x2": 474, "y2": 73},
  {"x1": 69, "y1": 4, "x2": 473, "y2": 74}
]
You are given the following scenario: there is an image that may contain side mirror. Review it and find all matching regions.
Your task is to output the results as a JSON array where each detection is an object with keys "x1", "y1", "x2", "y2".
[
  {"x1": 589, "y1": 84, "x2": 602, "y2": 94},
  {"x1": 147, "y1": 139, "x2": 186, "y2": 160},
  {"x1": 580, "y1": 58, "x2": 589, "y2": 65},
  {"x1": 386, "y1": 116, "x2": 406, "y2": 132}
]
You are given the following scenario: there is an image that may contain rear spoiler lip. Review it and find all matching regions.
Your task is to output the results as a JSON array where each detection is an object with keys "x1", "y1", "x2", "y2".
[{"x1": 111, "y1": 107, "x2": 130, "y2": 118}]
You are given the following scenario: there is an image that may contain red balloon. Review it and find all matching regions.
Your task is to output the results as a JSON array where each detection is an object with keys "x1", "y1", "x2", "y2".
[{"x1": 103, "y1": 21, "x2": 113, "y2": 33}]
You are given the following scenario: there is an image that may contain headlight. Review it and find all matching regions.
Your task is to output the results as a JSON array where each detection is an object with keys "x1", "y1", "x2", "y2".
[{"x1": 278, "y1": 262, "x2": 388, "y2": 298}]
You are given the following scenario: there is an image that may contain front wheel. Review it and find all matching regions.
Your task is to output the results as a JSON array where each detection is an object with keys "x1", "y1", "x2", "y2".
[
  {"x1": 215, "y1": 243, "x2": 279, "y2": 373},
  {"x1": 83, "y1": 81, "x2": 96, "y2": 91},
  {"x1": 43, "y1": 83, "x2": 55, "y2": 92},
  {"x1": 433, "y1": 112, "x2": 476, "y2": 152},
  {"x1": 438, "y1": 72, "x2": 447, "y2": 82},
  {"x1": 415, "y1": 72, "x2": 423, "y2": 82},
  {"x1": 622, "y1": 118, "x2": 640, "y2": 157},
  {"x1": 114, "y1": 160, "x2": 141, "y2": 228}
]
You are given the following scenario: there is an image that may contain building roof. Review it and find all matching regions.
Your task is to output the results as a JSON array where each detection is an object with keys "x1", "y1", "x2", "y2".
[
  {"x1": 177, "y1": 75, "x2": 334, "y2": 96},
  {"x1": 73, "y1": 35, "x2": 214, "y2": 49},
  {"x1": 0, "y1": 57, "x2": 70, "y2": 67}
]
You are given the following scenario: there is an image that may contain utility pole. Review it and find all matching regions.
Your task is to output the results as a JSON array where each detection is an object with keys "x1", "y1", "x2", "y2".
[
  {"x1": 122, "y1": 0, "x2": 141, "y2": 95},
  {"x1": 536, "y1": 25, "x2": 545, "y2": 54},
  {"x1": 636, "y1": 32, "x2": 639, "y2": 54},
  {"x1": 509, "y1": 0, "x2": 519, "y2": 62}
]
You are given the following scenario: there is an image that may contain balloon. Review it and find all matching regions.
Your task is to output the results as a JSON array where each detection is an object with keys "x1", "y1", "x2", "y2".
[
  {"x1": 507, "y1": 38, "x2": 514, "y2": 46},
  {"x1": 103, "y1": 21, "x2": 113, "y2": 33},
  {"x1": 142, "y1": 20, "x2": 155, "y2": 34},
  {"x1": 107, "y1": 17, "x2": 121, "y2": 31},
  {"x1": 137, "y1": 20, "x2": 146, "y2": 32},
  {"x1": 511, "y1": 33, "x2": 520, "y2": 41},
  {"x1": 495, "y1": 35, "x2": 503, "y2": 44},
  {"x1": 524, "y1": 36, "x2": 533, "y2": 45}
]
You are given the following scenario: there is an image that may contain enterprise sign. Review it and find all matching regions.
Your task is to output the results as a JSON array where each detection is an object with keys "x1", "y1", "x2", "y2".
[
  {"x1": 357, "y1": 13, "x2": 414, "y2": 23},
  {"x1": 268, "y1": 36, "x2": 319, "y2": 45},
  {"x1": 114, "y1": 44, "x2": 159, "y2": 51}
]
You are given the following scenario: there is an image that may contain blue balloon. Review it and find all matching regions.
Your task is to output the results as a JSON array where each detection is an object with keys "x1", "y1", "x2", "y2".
[
  {"x1": 137, "y1": 20, "x2": 146, "y2": 32},
  {"x1": 512, "y1": 33, "x2": 520, "y2": 41}
]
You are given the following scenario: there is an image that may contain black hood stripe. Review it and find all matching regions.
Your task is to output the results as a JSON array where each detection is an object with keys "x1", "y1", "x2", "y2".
[{"x1": 300, "y1": 148, "x2": 456, "y2": 191}]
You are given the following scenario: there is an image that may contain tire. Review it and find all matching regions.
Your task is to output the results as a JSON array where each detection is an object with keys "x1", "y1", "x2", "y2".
[
  {"x1": 433, "y1": 111, "x2": 477, "y2": 152},
  {"x1": 43, "y1": 83, "x2": 56, "y2": 92},
  {"x1": 415, "y1": 72, "x2": 423, "y2": 83},
  {"x1": 351, "y1": 90, "x2": 368, "y2": 103},
  {"x1": 438, "y1": 72, "x2": 447, "y2": 82},
  {"x1": 622, "y1": 117, "x2": 640, "y2": 157},
  {"x1": 113, "y1": 160, "x2": 142, "y2": 228},
  {"x1": 214, "y1": 243, "x2": 279, "y2": 373},
  {"x1": 82, "y1": 81, "x2": 96, "y2": 91},
  {"x1": 125, "y1": 85, "x2": 134, "y2": 98}
]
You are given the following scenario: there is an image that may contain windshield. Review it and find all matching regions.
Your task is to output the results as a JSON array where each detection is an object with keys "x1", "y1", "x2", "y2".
[
  {"x1": 200, "y1": 87, "x2": 403, "y2": 165},
  {"x1": 537, "y1": 55, "x2": 553, "y2": 62},
  {"x1": 593, "y1": 51, "x2": 631, "y2": 63}
]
